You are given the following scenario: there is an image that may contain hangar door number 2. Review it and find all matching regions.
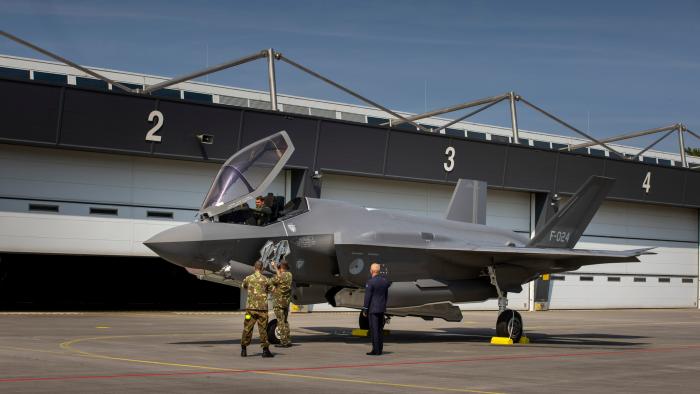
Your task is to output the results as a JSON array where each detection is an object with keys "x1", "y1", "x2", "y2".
[{"x1": 145, "y1": 110, "x2": 165, "y2": 143}]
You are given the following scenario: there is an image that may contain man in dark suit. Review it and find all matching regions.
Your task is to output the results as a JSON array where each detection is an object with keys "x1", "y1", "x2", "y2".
[{"x1": 362, "y1": 262, "x2": 390, "y2": 355}]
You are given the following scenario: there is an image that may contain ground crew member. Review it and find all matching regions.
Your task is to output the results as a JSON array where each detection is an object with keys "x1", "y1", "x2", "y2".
[
  {"x1": 270, "y1": 260, "x2": 293, "y2": 347},
  {"x1": 362, "y1": 262, "x2": 390, "y2": 356},
  {"x1": 241, "y1": 261, "x2": 274, "y2": 358}
]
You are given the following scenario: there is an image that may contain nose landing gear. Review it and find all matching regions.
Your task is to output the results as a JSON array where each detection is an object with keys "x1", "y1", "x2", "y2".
[{"x1": 496, "y1": 309, "x2": 523, "y2": 343}]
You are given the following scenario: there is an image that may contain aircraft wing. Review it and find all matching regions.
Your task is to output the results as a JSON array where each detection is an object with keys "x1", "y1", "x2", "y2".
[
  {"x1": 335, "y1": 241, "x2": 653, "y2": 291},
  {"x1": 469, "y1": 245, "x2": 653, "y2": 262},
  {"x1": 335, "y1": 241, "x2": 654, "y2": 269}
]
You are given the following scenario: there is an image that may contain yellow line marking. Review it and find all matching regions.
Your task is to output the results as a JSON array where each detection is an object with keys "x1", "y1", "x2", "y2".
[
  {"x1": 58, "y1": 333, "x2": 503, "y2": 393},
  {"x1": 95, "y1": 326, "x2": 110, "y2": 329},
  {"x1": 0, "y1": 345, "x2": 68, "y2": 355}
]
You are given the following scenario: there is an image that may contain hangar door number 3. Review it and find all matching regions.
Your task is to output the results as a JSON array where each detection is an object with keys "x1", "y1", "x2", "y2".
[{"x1": 444, "y1": 146, "x2": 455, "y2": 172}]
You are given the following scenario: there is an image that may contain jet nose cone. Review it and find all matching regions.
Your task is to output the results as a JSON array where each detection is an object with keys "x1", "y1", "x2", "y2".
[
  {"x1": 144, "y1": 223, "x2": 205, "y2": 268},
  {"x1": 145, "y1": 222, "x2": 203, "y2": 245}
]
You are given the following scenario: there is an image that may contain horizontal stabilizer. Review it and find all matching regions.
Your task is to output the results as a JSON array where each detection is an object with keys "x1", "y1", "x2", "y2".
[{"x1": 445, "y1": 179, "x2": 487, "y2": 224}]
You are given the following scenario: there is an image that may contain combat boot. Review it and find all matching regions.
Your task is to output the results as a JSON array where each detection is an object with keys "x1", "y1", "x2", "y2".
[
  {"x1": 240, "y1": 346, "x2": 247, "y2": 357},
  {"x1": 261, "y1": 347, "x2": 274, "y2": 358}
]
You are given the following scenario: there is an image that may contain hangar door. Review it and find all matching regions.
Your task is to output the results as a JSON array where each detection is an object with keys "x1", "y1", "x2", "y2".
[
  {"x1": 548, "y1": 201, "x2": 699, "y2": 309},
  {"x1": 318, "y1": 174, "x2": 532, "y2": 311}
]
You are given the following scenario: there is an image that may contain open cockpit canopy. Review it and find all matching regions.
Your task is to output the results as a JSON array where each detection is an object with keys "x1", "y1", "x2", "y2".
[{"x1": 199, "y1": 131, "x2": 294, "y2": 218}]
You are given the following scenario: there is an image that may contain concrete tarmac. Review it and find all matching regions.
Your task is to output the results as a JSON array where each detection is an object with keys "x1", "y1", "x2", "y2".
[{"x1": 1, "y1": 309, "x2": 699, "y2": 393}]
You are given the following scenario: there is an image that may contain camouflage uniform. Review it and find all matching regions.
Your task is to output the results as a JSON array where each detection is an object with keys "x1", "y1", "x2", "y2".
[
  {"x1": 271, "y1": 270, "x2": 293, "y2": 345},
  {"x1": 241, "y1": 271, "x2": 272, "y2": 349}
]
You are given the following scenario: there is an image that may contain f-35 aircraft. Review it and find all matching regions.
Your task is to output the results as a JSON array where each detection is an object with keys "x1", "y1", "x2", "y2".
[{"x1": 145, "y1": 131, "x2": 651, "y2": 343}]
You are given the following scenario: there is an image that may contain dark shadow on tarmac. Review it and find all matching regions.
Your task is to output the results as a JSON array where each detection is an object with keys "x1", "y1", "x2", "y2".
[{"x1": 170, "y1": 326, "x2": 650, "y2": 348}]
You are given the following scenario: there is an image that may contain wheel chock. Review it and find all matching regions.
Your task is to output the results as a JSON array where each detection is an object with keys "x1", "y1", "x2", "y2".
[
  {"x1": 490, "y1": 336, "x2": 530, "y2": 345},
  {"x1": 352, "y1": 329, "x2": 368, "y2": 336},
  {"x1": 490, "y1": 336, "x2": 513, "y2": 345},
  {"x1": 351, "y1": 329, "x2": 390, "y2": 337}
]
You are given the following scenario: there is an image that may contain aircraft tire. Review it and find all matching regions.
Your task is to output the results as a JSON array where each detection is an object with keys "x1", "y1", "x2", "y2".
[
  {"x1": 358, "y1": 312, "x2": 369, "y2": 330},
  {"x1": 267, "y1": 318, "x2": 281, "y2": 344},
  {"x1": 495, "y1": 310, "x2": 523, "y2": 342}
]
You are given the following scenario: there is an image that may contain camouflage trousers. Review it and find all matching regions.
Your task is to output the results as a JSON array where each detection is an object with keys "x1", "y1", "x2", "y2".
[
  {"x1": 241, "y1": 309, "x2": 269, "y2": 348},
  {"x1": 274, "y1": 305, "x2": 291, "y2": 345}
]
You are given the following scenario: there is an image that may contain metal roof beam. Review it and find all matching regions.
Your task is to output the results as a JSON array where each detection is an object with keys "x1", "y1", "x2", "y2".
[
  {"x1": 629, "y1": 129, "x2": 676, "y2": 161},
  {"x1": 565, "y1": 124, "x2": 679, "y2": 151},
  {"x1": 141, "y1": 51, "x2": 267, "y2": 94},
  {"x1": 381, "y1": 94, "x2": 510, "y2": 127},
  {"x1": 517, "y1": 97, "x2": 625, "y2": 158},
  {"x1": 1, "y1": 30, "x2": 137, "y2": 93},
  {"x1": 432, "y1": 97, "x2": 508, "y2": 133},
  {"x1": 278, "y1": 53, "x2": 430, "y2": 132}
]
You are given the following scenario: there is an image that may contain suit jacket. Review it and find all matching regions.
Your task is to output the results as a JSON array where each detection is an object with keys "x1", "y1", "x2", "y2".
[{"x1": 363, "y1": 275, "x2": 390, "y2": 314}]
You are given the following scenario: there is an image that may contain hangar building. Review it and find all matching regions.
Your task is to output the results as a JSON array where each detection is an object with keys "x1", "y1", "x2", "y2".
[{"x1": 0, "y1": 54, "x2": 698, "y2": 311}]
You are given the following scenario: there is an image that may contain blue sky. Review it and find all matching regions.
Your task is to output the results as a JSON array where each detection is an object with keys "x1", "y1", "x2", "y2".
[{"x1": 2, "y1": 0, "x2": 699, "y2": 152}]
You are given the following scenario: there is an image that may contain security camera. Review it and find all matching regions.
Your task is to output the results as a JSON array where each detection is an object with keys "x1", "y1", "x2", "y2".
[{"x1": 197, "y1": 134, "x2": 214, "y2": 144}]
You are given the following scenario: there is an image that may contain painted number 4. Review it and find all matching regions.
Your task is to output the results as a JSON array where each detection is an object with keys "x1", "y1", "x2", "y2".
[
  {"x1": 642, "y1": 171, "x2": 651, "y2": 194},
  {"x1": 444, "y1": 146, "x2": 455, "y2": 172}
]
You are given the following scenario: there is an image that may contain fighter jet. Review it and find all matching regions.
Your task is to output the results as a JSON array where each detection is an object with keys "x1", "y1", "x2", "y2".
[{"x1": 145, "y1": 130, "x2": 651, "y2": 343}]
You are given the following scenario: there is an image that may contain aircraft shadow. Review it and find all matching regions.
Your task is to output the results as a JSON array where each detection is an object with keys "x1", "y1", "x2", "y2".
[
  {"x1": 170, "y1": 327, "x2": 650, "y2": 348},
  {"x1": 522, "y1": 332, "x2": 650, "y2": 347}
]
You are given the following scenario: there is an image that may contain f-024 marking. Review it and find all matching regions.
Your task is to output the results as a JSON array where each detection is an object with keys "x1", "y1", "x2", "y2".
[{"x1": 549, "y1": 231, "x2": 571, "y2": 243}]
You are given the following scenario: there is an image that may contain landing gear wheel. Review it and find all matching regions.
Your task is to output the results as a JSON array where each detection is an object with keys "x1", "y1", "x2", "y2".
[
  {"x1": 358, "y1": 312, "x2": 369, "y2": 330},
  {"x1": 267, "y1": 318, "x2": 281, "y2": 344},
  {"x1": 496, "y1": 310, "x2": 523, "y2": 342}
]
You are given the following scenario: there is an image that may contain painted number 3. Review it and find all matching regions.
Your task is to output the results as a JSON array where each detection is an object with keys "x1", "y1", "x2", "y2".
[
  {"x1": 145, "y1": 110, "x2": 164, "y2": 142},
  {"x1": 444, "y1": 146, "x2": 455, "y2": 172}
]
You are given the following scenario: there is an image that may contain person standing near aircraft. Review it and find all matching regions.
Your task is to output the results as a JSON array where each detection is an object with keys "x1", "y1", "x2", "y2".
[
  {"x1": 270, "y1": 260, "x2": 293, "y2": 347},
  {"x1": 241, "y1": 261, "x2": 274, "y2": 358},
  {"x1": 362, "y1": 262, "x2": 390, "y2": 355}
]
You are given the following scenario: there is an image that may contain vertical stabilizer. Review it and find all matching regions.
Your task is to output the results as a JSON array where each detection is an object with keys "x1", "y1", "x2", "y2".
[
  {"x1": 445, "y1": 179, "x2": 487, "y2": 224},
  {"x1": 528, "y1": 176, "x2": 615, "y2": 249}
]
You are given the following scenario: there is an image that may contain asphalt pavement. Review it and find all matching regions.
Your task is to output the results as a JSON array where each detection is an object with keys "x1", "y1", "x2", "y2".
[{"x1": 1, "y1": 309, "x2": 699, "y2": 393}]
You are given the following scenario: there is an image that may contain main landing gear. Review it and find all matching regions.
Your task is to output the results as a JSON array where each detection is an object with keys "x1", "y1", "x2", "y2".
[
  {"x1": 488, "y1": 266, "x2": 524, "y2": 343},
  {"x1": 267, "y1": 319, "x2": 281, "y2": 344},
  {"x1": 359, "y1": 312, "x2": 369, "y2": 330},
  {"x1": 358, "y1": 312, "x2": 388, "y2": 331}
]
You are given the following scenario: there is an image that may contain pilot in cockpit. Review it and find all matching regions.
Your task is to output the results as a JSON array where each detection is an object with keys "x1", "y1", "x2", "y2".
[{"x1": 253, "y1": 195, "x2": 273, "y2": 225}]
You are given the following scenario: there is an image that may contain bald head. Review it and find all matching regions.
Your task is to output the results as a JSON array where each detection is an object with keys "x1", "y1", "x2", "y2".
[{"x1": 370, "y1": 263, "x2": 381, "y2": 277}]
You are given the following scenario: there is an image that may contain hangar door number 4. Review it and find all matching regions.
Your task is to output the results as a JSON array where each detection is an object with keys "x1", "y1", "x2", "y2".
[{"x1": 642, "y1": 171, "x2": 651, "y2": 194}]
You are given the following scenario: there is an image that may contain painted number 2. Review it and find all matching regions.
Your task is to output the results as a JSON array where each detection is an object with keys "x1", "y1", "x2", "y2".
[
  {"x1": 146, "y1": 110, "x2": 164, "y2": 142},
  {"x1": 444, "y1": 146, "x2": 456, "y2": 172},
  {"x1": 642, "y1": 171, "x2": 651, "y2": 194}
]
